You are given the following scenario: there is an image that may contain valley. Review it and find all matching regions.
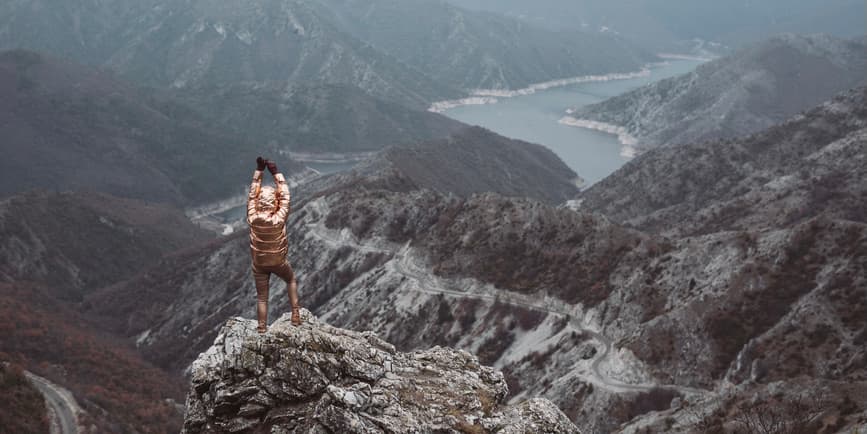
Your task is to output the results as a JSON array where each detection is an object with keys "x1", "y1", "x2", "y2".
[
  {"x1": 440, "y1": 59, "x2": 703, "y2": 185},
  {"x1": 0, "y1": 1, "x2": 864, "y2": 433}
]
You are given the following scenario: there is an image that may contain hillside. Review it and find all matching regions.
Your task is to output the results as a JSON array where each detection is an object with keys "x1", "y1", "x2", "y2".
[
  {"x1": 447, "y1": 0, "x2": 866, "y2": 51},
  {"x1": 0, "y1": 49, "x2": 300, "y2": 204},
  {"x1": 316, "y1": 0, "x2": 652, "y2": 90},
  {"x1": 0, "y1": 49, "x2": 464, "y2": 203},
  {"x1": 0, "y1": 190, "x2": 221, "y2": 432},
  {"x1": 309, "y1": 126, "x2": 583, "y2": 204},
  {"x1": 0, "y1": 364, "x2": 49, "y2": 434},
  {"x1": 0, "y1": 0, "x2": 654, "y2": 106},
  {"x1": 0, "y1": 0, "x2": 458, "y2": 108},
  {"x1": 579, "y1": 86, "x2": 867, "y2": 236},
  {"x1": 161, "y1": 82, "x2": 465, "y2": 154},
  {"x1": 0, "y1": 190, "x2": 212, "y2": 302},
  {"x1": 567, "y1": 34, "x2": 867, "y2": 150},
  {"x1": 0, "y1": 283, "x2": 186, "y2": 433}
]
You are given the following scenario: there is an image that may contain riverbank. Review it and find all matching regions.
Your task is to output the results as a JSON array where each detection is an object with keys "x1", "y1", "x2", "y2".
[
  {"x1": 438, "y1": 58, "x2": 705, "y2": 186},
  {"x1": 558, "y1": 116, "x2": 639, "y2": 158},
  {"x1": 428, "y1": 68, "x2": 651, "y2": 113}
]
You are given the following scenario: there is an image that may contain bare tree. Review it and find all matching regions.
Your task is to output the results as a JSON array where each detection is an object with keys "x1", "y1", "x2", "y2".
[{"x1": 732, "y1": 394, "x2": 827, "y2": 434}]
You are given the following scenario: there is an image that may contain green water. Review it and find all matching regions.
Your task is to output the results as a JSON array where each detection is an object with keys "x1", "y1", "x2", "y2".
[{"x1": 442, "y1": 60, "x2": 703, "y2": 186}]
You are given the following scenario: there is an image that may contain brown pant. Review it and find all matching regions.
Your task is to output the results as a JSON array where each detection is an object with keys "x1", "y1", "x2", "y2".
[{"x1": 252, "y1": 261, "x2": 299, "y2": 330}]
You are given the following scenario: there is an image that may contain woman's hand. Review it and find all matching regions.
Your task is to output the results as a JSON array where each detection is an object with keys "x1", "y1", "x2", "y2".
[
  {"x1": 256, "y1": 156, "x2": 266, "y2": 171},
  {"x1": 266, "y1": 160, "x2": 278, "y2": 175}
]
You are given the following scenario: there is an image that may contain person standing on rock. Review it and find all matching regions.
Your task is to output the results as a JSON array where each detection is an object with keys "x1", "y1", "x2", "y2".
[{"x1": 247, "y1": 156, "x2": 301, "y2": 332}]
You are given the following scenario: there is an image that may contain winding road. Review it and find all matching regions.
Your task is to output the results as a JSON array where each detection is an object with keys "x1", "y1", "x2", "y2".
[
  {"x1": 24, "y1": 371, "x2": 80, "y2": 434},
  {"x1": 302, "y1": 199, "x2": 709, "y2": 397}
]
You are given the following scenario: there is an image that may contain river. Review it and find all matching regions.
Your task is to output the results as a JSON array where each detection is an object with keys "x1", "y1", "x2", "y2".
[
  {"x1": 203, "y1": 60, "x2": 702, "y2": 227},
  {"x1": 439, "y1": 60, "x2": 703, "y2": 186}
]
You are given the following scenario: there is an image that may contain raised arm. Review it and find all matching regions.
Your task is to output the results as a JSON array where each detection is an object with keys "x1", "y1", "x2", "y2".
[
  {"x1": 267, "y1": 160, "x2": 291, "y2": 222},
  {"x1": 247, "y1": 157, "x2": 267, "y2": 222}
]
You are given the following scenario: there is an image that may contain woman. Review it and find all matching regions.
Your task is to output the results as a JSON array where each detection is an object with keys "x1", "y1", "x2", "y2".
[{"x1": 247, "y1": 156, "x2": 301, "y2": 332}]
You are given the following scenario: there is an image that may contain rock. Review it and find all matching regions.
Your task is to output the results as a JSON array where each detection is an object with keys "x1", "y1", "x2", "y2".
[{"x1": 182, "y1": 310, "x2": 580, "y2": 433}]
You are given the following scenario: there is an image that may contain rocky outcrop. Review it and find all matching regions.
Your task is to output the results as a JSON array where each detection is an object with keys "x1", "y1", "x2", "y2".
[{"x1": 182, "y1": 311, "x2": 579, "y2": 433}]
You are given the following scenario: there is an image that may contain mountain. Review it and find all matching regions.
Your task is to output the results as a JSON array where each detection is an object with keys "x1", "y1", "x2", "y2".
[
  {"x1": 0, "y1": 190, "x2": 212, "y2": 302},
  {"x1": 0, "y1": 0, "x2": 459, "y2": 108},
  {"x1": 315, "y1": 0, "x2": 652, "y2": 90},
  {"x1": 0, "y1": 282, "x2": 186, "y2": 433},
  {"x1": 102, "y1": 90, "x2": 867, "y2": 432},
  {"x1": 0, "y1": 0, "x2": 654, "y2": 105},
  {"x1": 83, "y1": 126, "x2": 585, "y2": 363},
  {"x1": 160, "y1": 82, "x2": 465, "y2": 154},
  {"x1": 309, "y1": 126, "x2": 583, "y2": 204},
  {"x1": 0, "y1": 190, "x2": 223, "y2": 432},
  {"x1": 446, "y1": 0, "x2": 866, "y2": 51},
  {"x1": 0, "y1": 49, "x2": 300, "y2": 204},
  {"x1": 81, "y1": 138, "x2": 665, "y2": 432},
  {"x1": 183, "y1": 312, "x2": 579, "y2": 433},
  {"x1": 578, "y1": 86, "x2": 867, "y2": 236},
  {"x1": 566, "y1": 34, "x2": 867, "y2": 150},
  {"x1": 0, "y1": 49, "x2": 463, "y2": 203}
]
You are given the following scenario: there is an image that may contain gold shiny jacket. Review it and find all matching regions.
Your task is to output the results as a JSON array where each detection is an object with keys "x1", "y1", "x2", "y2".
[{"x1": 247, "y1": 170, "x2": 291, "y2": 267}]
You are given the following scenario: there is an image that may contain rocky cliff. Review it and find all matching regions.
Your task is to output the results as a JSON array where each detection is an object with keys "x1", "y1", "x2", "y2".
[{"x1": 182, "y1": 311, "x2": 579, "y2": 433}]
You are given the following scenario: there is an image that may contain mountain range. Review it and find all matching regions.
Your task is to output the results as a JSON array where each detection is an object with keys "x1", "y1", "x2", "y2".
[
  {"x1": 0, "y1": 0, "x2": 652, "y2": 105},
  {"x1": 2, "y1": 85, "x2": 865, "y2": 432},
  {"x1": 101, "y1": 88, "x2": 867, "y2": 433},
  {"x1": 0, "y1": 190, "x2": 220, "y2": 432},
  {"x1": 447, "y1": 0, "x2": 866, "y2": 52},
  {"x1": 0, "y1": 49, "x2": 294, "y2": 204},
  {"x1": 2, "y1": 1, "x2": 865, "y2": 431},
  {"x1": 567, "y1": 34, "x2": 867, "y2": 150},
  {"x1": 0, "y1": 49, "x2": 467, "y2": 203},
  {"x1": 162, "y1": 82, "x2": 465, "y2": 154},
  {"x1": 315, "y1": 0, "x2": 652, "y2": 90}
]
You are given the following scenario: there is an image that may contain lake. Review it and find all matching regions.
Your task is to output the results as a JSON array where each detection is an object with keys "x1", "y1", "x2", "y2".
[{"x1": 440, "y1": 60, "x2": 703, "y2": 186}]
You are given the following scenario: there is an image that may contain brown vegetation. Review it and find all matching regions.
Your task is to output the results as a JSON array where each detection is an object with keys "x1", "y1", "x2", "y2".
[
  {"x1": 0, "y1": 283, "x2": 184, "y2": 432},
  {"x1": 0, "y1": 363, "x2": 49, "y2": 434}
]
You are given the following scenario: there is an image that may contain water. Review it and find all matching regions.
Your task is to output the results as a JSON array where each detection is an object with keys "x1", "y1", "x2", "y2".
[{"x1": 442, "y1": 60, "x2": 703, "y2": 186}]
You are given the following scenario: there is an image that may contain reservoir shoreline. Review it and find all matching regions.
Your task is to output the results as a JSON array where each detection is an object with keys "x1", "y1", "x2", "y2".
[
  {"x1": 428, "y1": 67, "x2": 651, "y2": 113},
  {"x1": 439, "y1": 59, "x2": 704, "y2": 186}
]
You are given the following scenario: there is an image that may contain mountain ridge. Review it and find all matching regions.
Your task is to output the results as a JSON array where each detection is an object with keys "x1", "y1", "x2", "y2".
[{"x1": 567, "y1": 34, "x2": 867, "y2": 150}]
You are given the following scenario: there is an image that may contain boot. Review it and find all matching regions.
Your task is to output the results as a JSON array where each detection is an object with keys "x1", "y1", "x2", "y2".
[
  {"x1": 291, "y1": 305, "x2": 302, "y2": 326},
  {"x1": 257, "y1": 320, "x2": 267, "y2": 334}
]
